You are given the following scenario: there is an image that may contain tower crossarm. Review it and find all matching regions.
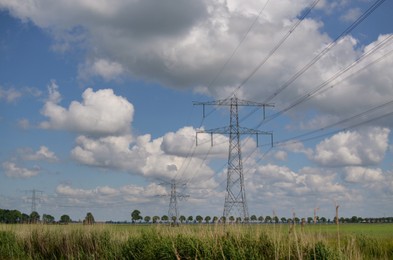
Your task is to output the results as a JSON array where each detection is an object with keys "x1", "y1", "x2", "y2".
[
  {"x1": 196, "y1": 126, "x2": 273, "y2": 147},
  {"x1": 193, "y1": 97, "x2": 274, "y2": 118},
  {"x1": 194, "y1": 95, "x2": 274, "y2": 221},
  {"x1": 193, "y1": 98, "x2": 274, "y2": 107}
]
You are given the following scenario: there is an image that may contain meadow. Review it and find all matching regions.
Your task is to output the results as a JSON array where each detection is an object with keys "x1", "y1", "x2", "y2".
[{"x1": 1, "y1": 223, "x2": 393, "y2": 259}]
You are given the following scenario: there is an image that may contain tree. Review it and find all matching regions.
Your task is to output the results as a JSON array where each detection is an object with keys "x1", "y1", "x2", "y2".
[
  {"x1": 161, "y1": 215, "x2": 169, "y2": 222},
  {"x1": 204, "y1": 216, "x2": 211, "y2": 223},
  {"x1": 273, "y1": 216, "x2": 279, "y2": 223},
  {"x1": 265, "y1": 215, "x2": 272, "y2": 223},
  {"x1": 258, "y1": 216, "x2": 264, "y2": 223},
  {"x1": 196, "y1": 215, "x2": 203, "y2": 224},
  {"x1": 60, "y1": 214, "x2": 71, "y2": 224},
  {"x1": 84, "y1": 212, "x2": 95, "y2": 225},
  {"x1": 21, "y1": 213, "x2": 29, "y2": 223},
  {"x1": 250, "y1": 215, "x2": 257, "y2": 222},
  {"x1": 152, "y1": 216, "x2": 160, "y2": 223},
  {"x1": 131, "y1": 209, "x2": 142, "y2": 223},
  {"x1": 229, "y1": 216, "x2": 235, "y2": 223},
  {"x1": 43, "y1": 214, "x2": 55, "y2": 224},
  {"x1": 351, "y1": 216, "x2": 358, "y2": 223},
  {"x1": 307, "y1": 217, "x2": 313, "y2": 224},
  {"x1": 144, "y1": 216, "x2": 151, "y2": 223},
  {"x1": 220, "y1": 216, "x2": 226, "y2": 223},
  {"x1": 320, "y1": 217, "x2": 327, "y2": 223},
  {"x1": 281, "y1": 217, "x2": 287, "y2": 223},
  {"x1": 30, "y1": 211, "x2": 40, "y2": 224},
  {"x1": 212, "y1": 216, "x2": 218, "y2": 223},
  {"x1": 187, "y1": 216, "x2": 193, "y2": 223},
  {"x1": 0, "y1": 209, "x2": 22, "y2": 223},
  {"x1": 179, "y1": 215, "x2": 186, "y2": 223}
]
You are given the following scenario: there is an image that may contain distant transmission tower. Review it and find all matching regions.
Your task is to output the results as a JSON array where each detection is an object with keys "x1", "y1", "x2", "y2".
[
  {"x1": 26, "y1": 189, "x2": 43, "y2": 213},
  {"x1": 159, "y1": 179, "x2": 189, "y2": 223},
  {"x1": 195, "y1": 96, "x2": 273, "y2": 220}
]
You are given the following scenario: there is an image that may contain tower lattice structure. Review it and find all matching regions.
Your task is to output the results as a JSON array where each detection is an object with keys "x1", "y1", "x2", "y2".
[
  {"x1": 26, "y1": 189, "x2": 43, "y2": 213},
  {"x1": 160, "y1": 179, "x2": 189, "y2": 223},
  {"x1": 195, "y1": 96, "x2": 272, "y2": 221}
]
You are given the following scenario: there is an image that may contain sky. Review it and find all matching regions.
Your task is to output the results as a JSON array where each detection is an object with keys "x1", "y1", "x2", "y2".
[{"x1": 1, "y1": 0, "x2": 393, "y2": 222}]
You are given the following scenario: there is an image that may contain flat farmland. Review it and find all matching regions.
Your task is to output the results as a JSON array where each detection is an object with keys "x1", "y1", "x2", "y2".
[{"x1": 1, "y1": 223, "x2": 393, "y2": 259}]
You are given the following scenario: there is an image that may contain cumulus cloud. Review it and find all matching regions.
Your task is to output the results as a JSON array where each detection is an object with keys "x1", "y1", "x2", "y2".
[
  {"x1": 244, "y1": 163, "x2": 349, "y2": 215},
  {"x1": 312, "y1": 127, "x2": 390, "y2": 167},
  {"x1": 344, "y1": 166, "x2": 384, "y2": 183},
  {"x1": 40, "y1": 81, "x2": 134, "y2": 136},
  {"x1": 78, "y1": 58, "x2": 125, "y2": 81},
  {"x1": 274, "y1": 150, "x2": 287, "y2": 161},
  {"x1": 2, "y1": 0, "x2": 393, "y2": 126},
  {"x1": 2, "y1": 161, "x2": 40, "y2": 178},
  {"x1": 71, "y1": 128, "x2": 217, "y2": 183},
  {"x1": 55, "y1": 183, "x2": 170, "y2": 207},
  {"x1": 340, "y1": 7, "x2": 362, "y2": 22},
  {"x1": 161, "y1": 126, "x2": 229, "y2": 158},
  {"x1": 21, "y1": 146, "x2": 58, "y2": 162}
]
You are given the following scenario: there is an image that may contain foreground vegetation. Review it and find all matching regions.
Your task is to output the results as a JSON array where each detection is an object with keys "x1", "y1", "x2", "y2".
[{"x1": 1, "y1": 223, "x2": 393, "y2": 259}]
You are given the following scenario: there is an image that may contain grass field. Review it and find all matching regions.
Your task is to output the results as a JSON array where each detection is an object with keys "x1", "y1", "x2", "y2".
[{"x1": 1, "y1": 223, "x2": 393, "y2": 259}]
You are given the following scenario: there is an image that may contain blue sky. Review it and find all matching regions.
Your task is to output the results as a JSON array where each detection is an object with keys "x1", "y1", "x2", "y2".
[{"x1": 1, "y1": 0, "x2": 393, "y2": 222}]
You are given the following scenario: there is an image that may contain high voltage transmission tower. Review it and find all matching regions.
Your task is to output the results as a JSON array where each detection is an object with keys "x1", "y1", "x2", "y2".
[
  {"x1": 159, "y1": 179, "x2": 189, "y2": 224},
  {"x1": 194, "y1": 96, "x2": 273, "y2": 221},
  {"x1": 25, "y1": 189, "x2": 43, "y2": 213}
]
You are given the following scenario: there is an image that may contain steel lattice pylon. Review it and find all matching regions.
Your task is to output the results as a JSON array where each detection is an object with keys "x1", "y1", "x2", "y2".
[
  {"x1": 159, "y1": 179, "x2": 189, "y2": 224},
  {"x1": 223, "y1": 97, "x2": 248, "y2": 219},
  {"x1": 168, "y1": 180, "x2": 179, "y2": 222},
  {"x1": 195, "y1": 96, "x2": 273, "y2": 221}
]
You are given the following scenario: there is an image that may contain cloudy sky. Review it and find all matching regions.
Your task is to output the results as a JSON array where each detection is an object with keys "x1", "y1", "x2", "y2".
[{"x1": 1, "y1": 0, "x2": 393, "y2": 222}]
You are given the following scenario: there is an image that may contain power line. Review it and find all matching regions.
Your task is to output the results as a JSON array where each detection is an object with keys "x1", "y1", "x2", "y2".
[
  {"x1": 206, "y1": 0, "x2": 271, "y2": 90},
  {"x1": 262, "y1": 34, "x2": 393, "y2": 125},
  {"x1": 275, "y1": 109, "x2": 393, "y2": 149},
  {"x1": 200, "y1": 0, "x2": 319, "y2": 120},
  {"x1": 263, "y1": 0, "x2": 388, "y2": 103},
  {"x1": 231, "y1": 0, "x2": 321, "y2": 98}
]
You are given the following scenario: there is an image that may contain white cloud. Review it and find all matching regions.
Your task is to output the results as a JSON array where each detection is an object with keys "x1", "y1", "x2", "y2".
[
  {"x1": 161, "y1": 126, "x2": 228, "y2": 158},
  {"x1": 2, "y1": 161, "x2": 40, "y2": 178},
  {"x1": 71, "y1": 129, "x2": 217, "y2": 182},
  {"x1": 340, "y1": 7, "x2": 362, "y2": 22},
  {"x1": 2, "y1": 0, "x2": 393, "y2": 125},
  {"x1": 0, "y1": 86, "x2": 43, "y2": 104},
  {"x1": 40, "y1": 82, "x2": 134, "y2": 136},
  {"x1": 17, "y1": 118, "x2": 30, "y2": 129},
  {"x1": 0, "y1": 87, "x2": 22, "y2": 102},
  {"x1": 79, "y1": 58, "x2": 125, "y2": 81},
  {"x1": 274, "y1": 150, "x2": 287, "y2": 161},
  {"x1": 344, "y1": 166, "x2": 384, "y2": 183},
  {"x1": 312, "y1": 127, "x2": 390, "y2": 167},
  {"x1": 55, "y1": 182, "x2": 175, "y2": 208},
  {"x1": 21, "y1": 146, "x2": 58, "y2": 162},
  {"x1": 245, "y1": 164, "x2": 349, "y2": 216}
]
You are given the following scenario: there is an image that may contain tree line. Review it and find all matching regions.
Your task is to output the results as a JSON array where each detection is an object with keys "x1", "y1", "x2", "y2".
[
  {"x1": 2, "y1": 208, "x2": 393, "y2": 225},
  {"x1": 129, "y1": 210, "x2": 393, "y2": 224},
  {"x1": 0, "y1": 208, "x2": 93, "y2": 225}
]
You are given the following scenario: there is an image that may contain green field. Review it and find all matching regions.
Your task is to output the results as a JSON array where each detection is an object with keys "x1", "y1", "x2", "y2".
[{"x1": 1, "y1": 223, "x2": 393, "y2": 259}]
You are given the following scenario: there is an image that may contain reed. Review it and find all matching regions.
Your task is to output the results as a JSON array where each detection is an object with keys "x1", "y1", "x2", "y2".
[{"x1": 1, "y1": 223, "x2": 392, "y2": 259}]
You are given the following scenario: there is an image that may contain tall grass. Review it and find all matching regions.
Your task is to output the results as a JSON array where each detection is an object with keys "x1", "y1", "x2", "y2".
[{"x1": 1, "y1": 223, "x2": 392, "y2": 259}]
